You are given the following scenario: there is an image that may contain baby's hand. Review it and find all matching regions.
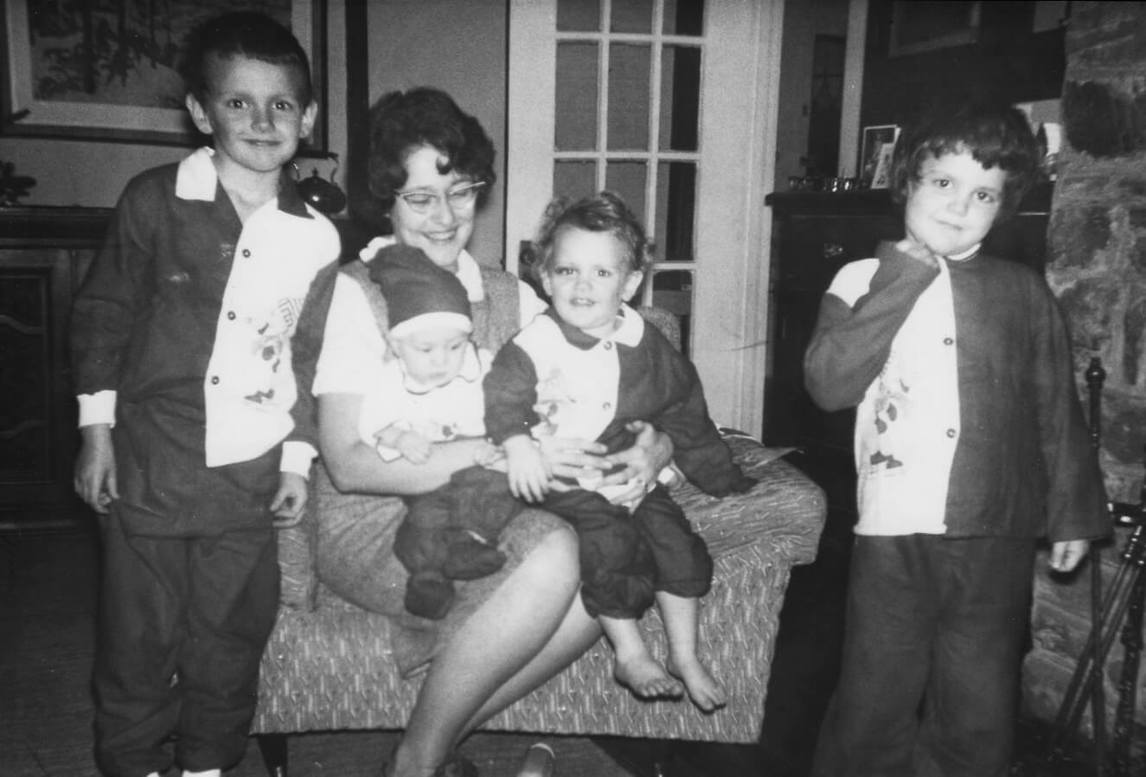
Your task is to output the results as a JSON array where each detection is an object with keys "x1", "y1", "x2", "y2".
[
  {"x1": 504, "y1": 435, "x2": 551, "y2": 503},
  {"x1": 375, "y1": 427, "x2": 433, "y2": 464},
  {"x1": 895, "y1": 238, "x2": 939, "y2": 269}
]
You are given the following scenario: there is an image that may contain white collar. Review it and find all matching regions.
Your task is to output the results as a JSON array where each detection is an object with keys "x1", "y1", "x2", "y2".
[
  {"x1": 174, "y1": 147, "x2": 220, "y2": 202},
  {"x1": 945, "y1": 243, "x2": 981, "y2": 263},
  {"x1": 611, "y1": 304, "x2": 645, "y2": 347}
]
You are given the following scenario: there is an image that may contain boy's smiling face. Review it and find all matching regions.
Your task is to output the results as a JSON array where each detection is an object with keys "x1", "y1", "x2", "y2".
[
  {"x1": 187, "y1": 53, "x2": 316, "y2": 179},
  {"x1": 905, "y1": 146, "x2": 1007, "y2": 258}
]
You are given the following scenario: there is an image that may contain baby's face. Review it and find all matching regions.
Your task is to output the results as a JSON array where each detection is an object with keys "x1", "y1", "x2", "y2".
[
  {"x1": 390, "y1": 326, "x2": 471, "y2": 388},
  {"x1": 905, "y1": 147, "x2": 1007, "y2": 258}
]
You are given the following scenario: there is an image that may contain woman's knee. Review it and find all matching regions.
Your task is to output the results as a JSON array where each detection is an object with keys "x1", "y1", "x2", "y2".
[{"x1": 525, "y1": 524, "x2": 580, "y2": 588}]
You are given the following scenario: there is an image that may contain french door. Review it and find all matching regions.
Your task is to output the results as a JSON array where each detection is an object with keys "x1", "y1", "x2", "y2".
[{"x1": 506, "y1": 0, "x2": 784, "y2": 434}]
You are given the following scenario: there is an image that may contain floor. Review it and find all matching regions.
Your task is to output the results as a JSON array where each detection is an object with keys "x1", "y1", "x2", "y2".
[{"x1": 0, "y1": 450, "x2": 1098, "y2": 777}]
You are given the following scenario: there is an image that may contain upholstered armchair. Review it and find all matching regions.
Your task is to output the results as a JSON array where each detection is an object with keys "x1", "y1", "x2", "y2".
[{"x1": 251, "y1": 308, "x2": 828, "y2": 774}]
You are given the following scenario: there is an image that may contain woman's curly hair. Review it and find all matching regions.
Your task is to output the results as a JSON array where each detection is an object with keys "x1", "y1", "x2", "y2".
[{"x1": 367, "y1": 87, "x2": 496, "y2": 212}]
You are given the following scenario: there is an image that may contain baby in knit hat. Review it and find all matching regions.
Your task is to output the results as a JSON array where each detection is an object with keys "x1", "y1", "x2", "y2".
[
  {"x1": 359, "y1": 244, "x2": 494, "y2": 464},
  {"x1": 361, "y1": 244, "x2": 512, "y2": 618}
]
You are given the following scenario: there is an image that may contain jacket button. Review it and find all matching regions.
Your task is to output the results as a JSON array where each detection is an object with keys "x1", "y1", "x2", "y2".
[
  {"x1": 603, "y1": 402, "x2": 612, "y2": 411},
  {"x1": 227, "y1": 311, "x2": 236, "y2": 320},
  {"x1": 946, "y1": 428, "x2": 956, "y2": 438},
  {"x1": 604, "y1": 341, "x2": 613, "y2": 350},
  {"x1": 242, "y1": 248, "x2": 251, "y2": 258},
  {"x1": 211, "y1": 376, "x2": 220, "y2": 385},
  {"x1": 943, "y1": 337, "x2": 954, "y2": 345}
]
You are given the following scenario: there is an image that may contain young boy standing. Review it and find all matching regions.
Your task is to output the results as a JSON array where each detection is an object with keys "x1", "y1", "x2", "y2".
[
  {"x1": 71, "y1": 13, "x2": 339, "y2": 777},
  {"x1": 805, "y1": 101, "x2": 1111, "y2": 776}
]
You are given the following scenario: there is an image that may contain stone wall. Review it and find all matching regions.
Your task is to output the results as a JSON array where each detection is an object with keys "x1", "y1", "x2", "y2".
[{"x1": 1021, "y1": 1, "x2": 1146, "y2": 762}]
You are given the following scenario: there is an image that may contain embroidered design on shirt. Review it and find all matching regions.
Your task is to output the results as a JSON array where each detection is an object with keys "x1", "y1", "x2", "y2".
[{"x1": 869, "y1": 372, "x2": 909, "y2": 470}]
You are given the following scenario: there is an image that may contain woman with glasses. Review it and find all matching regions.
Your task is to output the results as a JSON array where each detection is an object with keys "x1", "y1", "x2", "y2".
[{"x1": 296, "y1": 87, "x2": 672, "y2": 777}]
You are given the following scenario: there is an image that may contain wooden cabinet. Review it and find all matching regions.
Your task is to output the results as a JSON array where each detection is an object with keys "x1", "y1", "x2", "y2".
[
  {"x1": 0, "y1": 207, "x2": 111, "y2": 525},
  {"x1": 762, "y1": 186, "x2": 1052, "y2": 459}
]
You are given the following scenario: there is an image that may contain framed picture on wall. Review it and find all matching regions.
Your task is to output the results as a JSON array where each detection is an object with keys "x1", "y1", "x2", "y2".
[
  {"x1": 859, "y1": 124, "x2": 900, "y2": 188},
  {"x1": 889, "y1": 1, "x2": 981, "y2": 57},
  {"x1": 1, "y1": 0, "x2": 326, "y2": 147}
]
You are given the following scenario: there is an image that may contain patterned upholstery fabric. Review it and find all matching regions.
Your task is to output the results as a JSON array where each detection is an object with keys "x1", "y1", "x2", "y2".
[{"x1": 254, "y1": 434, "x2": 826, "y2": 743}]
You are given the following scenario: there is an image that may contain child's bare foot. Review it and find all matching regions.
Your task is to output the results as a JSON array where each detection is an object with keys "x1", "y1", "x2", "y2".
[
  {"x1": 667, "y1": 655, "x2": 727, "y2": 712},
  {"x1": 614, "y1": 653, "x2": 684, "y2": 700}
]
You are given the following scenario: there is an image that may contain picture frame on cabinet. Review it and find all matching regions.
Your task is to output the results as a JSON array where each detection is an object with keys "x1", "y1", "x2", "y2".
[
  {"x1": 859, "y1": 124, "x2": 899, "y2": 189},
  {"x1": 0, "y1": 0, "x2": 326, "y2": 148}
]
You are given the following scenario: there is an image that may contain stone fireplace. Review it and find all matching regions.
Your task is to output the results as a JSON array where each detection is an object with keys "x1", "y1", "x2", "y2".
[{"x1": 1021, "y1": 1, "x2": 1146, "y2": 762}]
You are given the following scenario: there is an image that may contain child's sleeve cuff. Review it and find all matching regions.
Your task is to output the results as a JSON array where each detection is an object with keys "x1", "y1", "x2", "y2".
[
  {"x1": 77, "y1": 391, "x2": 117, "y2": 428},
  {"x1": 280, "y1": 440, "x2": 318, "y2": 477}
]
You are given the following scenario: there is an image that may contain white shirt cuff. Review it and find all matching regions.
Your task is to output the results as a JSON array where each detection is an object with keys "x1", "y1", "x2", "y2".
[
  {"x1": 77, "y1": 391, "x2": 116, "y2": 428},
  {"x1": 280, "y1": 440, "x2": 317, "y2": 477}
]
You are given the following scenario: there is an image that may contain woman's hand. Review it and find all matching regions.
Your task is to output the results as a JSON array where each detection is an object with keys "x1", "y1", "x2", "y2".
[
  {"x1": 599, "y1": 421, "x2": 674, "y2": 505},
  {"x1": 536, "y1": 433, "x2": 610, "y2": 482}
]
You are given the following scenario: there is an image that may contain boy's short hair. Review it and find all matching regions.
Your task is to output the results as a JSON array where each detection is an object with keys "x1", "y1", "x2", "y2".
[
  {"x1": 531, "y1": 190, "x2": 652, "y2": 283},
  {"x1": 368, "y1": 88, "x2": 497, "y2": 213},
  {"x1": 890, "y1": 99, "x2": 1040, "y2": 217},
  {"x1": 181, "y1": 12, "x2": 312, "y2": 105}
]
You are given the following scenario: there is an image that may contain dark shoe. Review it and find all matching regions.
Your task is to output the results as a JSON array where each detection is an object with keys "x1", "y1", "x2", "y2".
[
  {"x1": 404, "y1": 573, "x2": 455, "y2": 620},
  {"x1": 441, "y1": 531, "x2": 507, "y2": 580},
  {"x1": 434, "y1": 753, "x2": 478, "y2": 777}
]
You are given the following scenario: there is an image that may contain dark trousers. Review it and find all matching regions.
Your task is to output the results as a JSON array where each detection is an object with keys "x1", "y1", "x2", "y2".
[
  {"x1": 92, "y1": 514, "x2": 279, "y2": 777},
  {"x1": 812, "y1": 534, "x2": 1036, "y2": 777},
  {"x1": 395, "y1": 466, "x2": 711, "y2": 619}
]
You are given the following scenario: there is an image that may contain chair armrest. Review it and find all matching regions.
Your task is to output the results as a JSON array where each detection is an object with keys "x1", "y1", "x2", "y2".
[
  {"x1": 674, "y1": 434, "x2": 827, "y2": 567},
  {"x1": 276, "y1": 497, "x2": 319, "y2": 611}
]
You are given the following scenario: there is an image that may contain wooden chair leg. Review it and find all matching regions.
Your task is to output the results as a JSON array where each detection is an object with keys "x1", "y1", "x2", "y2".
[{"x1": 256, "y1": 733, "x2": 288, "y2": 777}]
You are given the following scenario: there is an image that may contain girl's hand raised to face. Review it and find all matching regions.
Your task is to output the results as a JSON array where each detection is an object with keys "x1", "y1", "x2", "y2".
[{"x1": 895, "y1": 238, "x2": 940, "y2": 269}]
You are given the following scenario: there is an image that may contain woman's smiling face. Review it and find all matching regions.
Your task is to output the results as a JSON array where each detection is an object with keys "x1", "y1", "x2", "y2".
[{"x1": 389, "y1": 145, "x2": 477, "y2": 273}]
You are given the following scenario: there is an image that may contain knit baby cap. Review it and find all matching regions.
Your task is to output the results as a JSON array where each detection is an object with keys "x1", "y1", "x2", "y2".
[{"x1": 369, "y1": 244, "x2": 473, "y2": 339}]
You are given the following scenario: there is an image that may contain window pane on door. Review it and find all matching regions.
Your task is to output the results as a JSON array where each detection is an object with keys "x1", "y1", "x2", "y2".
[
  {"x1": 663, "y1": 0, "x2": 705, "y2": 35},
  {"x1": 556, "y1": 43, "x2": 599, "y2": 151},
  {"x1": 557, "y1": 0, "x2": 600, "y2": 31},
  {"x1": 605, "y1": 162, "x2": 647, "y2": 222},
  {"x1": 607, "y1": 44, "x2": 650, "y2": 151},
  {"x1": 659, "y1": 45, "x2": 700, "y2": 152},
  {"x1": 611, "y1": 0, "x2": 653, "y2": 33},
  {"x1": 656, "y1": 161, "x2": 696, "y2": 261},
  {"x1": 554, "y1": 160, "x2": 596, "y2": 200}
]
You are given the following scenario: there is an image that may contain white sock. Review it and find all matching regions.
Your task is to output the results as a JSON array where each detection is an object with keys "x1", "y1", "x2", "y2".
[{"x1": 182, "y1": 771, "x2": 221, "y2": 777}]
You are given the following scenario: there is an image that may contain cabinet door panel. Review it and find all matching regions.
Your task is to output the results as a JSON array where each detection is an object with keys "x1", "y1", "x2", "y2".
[{"x1": 0, "y1": 249, "x2": 77, "y2": 520}]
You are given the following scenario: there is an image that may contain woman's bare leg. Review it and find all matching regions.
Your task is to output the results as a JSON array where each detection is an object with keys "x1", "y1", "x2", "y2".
[
  {"x1": 459, "y1": 583, "x2": 600, "y2": 736},
  {"x1": 389, "y1": 527, "x2": 594, "y2": 777}
]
